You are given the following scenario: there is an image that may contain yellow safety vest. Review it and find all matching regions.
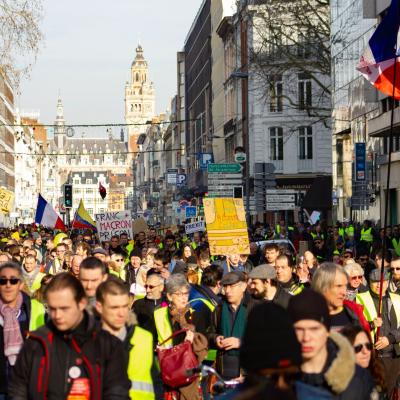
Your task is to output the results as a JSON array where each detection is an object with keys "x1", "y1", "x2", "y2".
[
  {"x1": 310, "y1": 232, "x2": 324, "y2": 240},
  {"x1": 346, "y1": 225, "x2": 354, "y2": 237},
  {"x1": 154, "y1": 307, "x2": 173, "y2": 347},
  {"x1": 191, "y1": 242, "x2": 198, "y2": 250},
  {"x1": 361, "y1": 228, "x2": 373, "y2": 242},
  {"x1": 393, "y1": 238, "x2": 400, "y2": 257},
  {"x1": 128, "y1": 326, "x2": 155, "y2": 400},
  {"x1": 356, "y1": 291, "x2": 400, "y2": 341},
  {"x1": 338, "y1": 228, "x2": 345, "y2": 239},
  {"x1": 29, "y1": 272, "x2": 46, "y2": 293},
  {"x1": 29, "y1": 298, "x2": 45, "y2": 331},
  {"x1": 188, "y1": 298, "x2": 216, "y2": 361}
]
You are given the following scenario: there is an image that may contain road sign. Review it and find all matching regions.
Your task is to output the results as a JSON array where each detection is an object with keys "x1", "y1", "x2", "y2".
[
  {"x1": 208, "y1": 163, "x2": 242, "y2": 173},
  {"x1": 266, "y1": 203, "x2": 296, "y2": 211},
  {"x1": 185, "y1": 206, "x2": 197, "y2": 218},
  {"x1": 199, "y1": 153, "x2": 214, "y2": 170},
  {"x1": 176, "y1": 173, "x2": 187, "y2": 187},
  {"x1": 266, "y1": 194, "x2": 295, "y2": 202},
  {"x1": 266, "y1": 189, "x2": 295, "y2": 195}
]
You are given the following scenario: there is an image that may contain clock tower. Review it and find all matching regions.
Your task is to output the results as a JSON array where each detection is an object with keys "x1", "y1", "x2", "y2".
[{"x1": 125, "y1": 44, "x2": 155, "y2": 154}]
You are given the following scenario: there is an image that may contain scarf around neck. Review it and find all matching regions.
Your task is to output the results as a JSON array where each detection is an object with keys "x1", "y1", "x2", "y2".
[{"x1": 0, "y1": 292, "x2": 24, "y2": 365}]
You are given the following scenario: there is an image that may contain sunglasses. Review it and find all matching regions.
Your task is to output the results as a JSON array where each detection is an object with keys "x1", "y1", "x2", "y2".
[
  {"x1": 354, "y1": 343, "x2": 373, "y2": 353},
  {"x1": 351, "y1": 275, "x2": 363, "y2": 281},
  {"x1": 391, "y1": 267, "x2": 400, "y2": 272},
  {"x1": 114, "y1": 258, "x2": 124, "y2": 262},
  {"x1": 144, "y1": 284, "x2": 161, "y2": 290},
  {"x1": 0, "y1": 278, "x2": 20, "y2": 286}
]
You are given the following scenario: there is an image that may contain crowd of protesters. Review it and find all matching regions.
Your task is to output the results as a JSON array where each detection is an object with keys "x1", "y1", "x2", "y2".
[{"x1": 0, "y1": 218, "x2": 397, "y2": 399}]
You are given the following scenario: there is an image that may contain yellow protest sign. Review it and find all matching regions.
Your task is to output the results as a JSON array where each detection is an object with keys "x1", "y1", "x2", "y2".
[
  {"x1": 0, "y1": 188, "x2": 14, "y2": 213},
  {"x1": 203, "y1": 198, "x2": 250, "y2": 255}
]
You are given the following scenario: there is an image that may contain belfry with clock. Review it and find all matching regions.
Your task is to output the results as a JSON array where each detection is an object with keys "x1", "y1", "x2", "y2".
[{"x1": 124, "y1": 44, "x2": 155, "y2": 155}]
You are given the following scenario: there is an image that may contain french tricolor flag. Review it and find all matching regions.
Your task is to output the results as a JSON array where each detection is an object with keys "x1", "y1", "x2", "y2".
[
  {"x1": 357, "y1": 0, "x2": 400, "y2": 98},
  {"x1": 35, "y1": 194, "x2": 66, "y2": 231}
]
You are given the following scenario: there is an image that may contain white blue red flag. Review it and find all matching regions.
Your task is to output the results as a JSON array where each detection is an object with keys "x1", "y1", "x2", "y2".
[
  {"x1": 35, "y1": 194, "x2": 66, "y2": 231},
  {"x1": 357, "y1": 0, "x2": 400, "y2": 98}
]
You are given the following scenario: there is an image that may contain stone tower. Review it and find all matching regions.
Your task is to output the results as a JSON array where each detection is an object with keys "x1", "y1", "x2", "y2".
[
  {"x1": 125, "y1": 44, "x2": 155, "y2": 154},
  {"x1": 54, "y1": 96, "x2": 66, "y2": 149}
]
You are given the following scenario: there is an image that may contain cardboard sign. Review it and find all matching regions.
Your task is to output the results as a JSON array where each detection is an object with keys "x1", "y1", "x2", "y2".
[
  {"x1": 203, "y1": 198, "x2": 250, "y2": 255},
  {"x1": 185, "y1": 221, "x2": 205, "y2": 234},
  {"x1": 0, "y1": 188, "x2": 14, "y2": 213},
  {"x1": 95, "y1": 211, "x2": 133, "y2": 242},
  {"x1": 132, "y1": 217, "x2": 149, "y2": 234}
]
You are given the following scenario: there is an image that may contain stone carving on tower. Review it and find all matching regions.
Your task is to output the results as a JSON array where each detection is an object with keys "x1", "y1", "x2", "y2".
[
  {"x1": 54, "y1": 96, "x2": 66, "y2": 149},
  {"x1": 125, "y1": 44, "x2": 155, "y2": 155}
]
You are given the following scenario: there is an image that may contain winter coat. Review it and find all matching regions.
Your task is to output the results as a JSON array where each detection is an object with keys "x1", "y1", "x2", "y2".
[
  {"x1": 9, "y1": 311, "x2": 130, "y2": 400},
  {"x1": 296, "y1": 331, "x2": 374, "y2": 399},
  {"x1": 0, "y1": 292, "x2": 31, "y2": 394}
]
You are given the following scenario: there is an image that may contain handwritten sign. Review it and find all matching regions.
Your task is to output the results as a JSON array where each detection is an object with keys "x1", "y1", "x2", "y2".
[
  {"x1": 95, "y1": 210, "x2": 133, "y2": 242},
  {"x1": 185, "y1": 221, "x2": 205, "y2": 234},
  {"x1": 0, "y1": 188, "x2": 14, "y2": 213},
  {"x1": 203, "y1": 198, "x2": 250, "y2": 255}
]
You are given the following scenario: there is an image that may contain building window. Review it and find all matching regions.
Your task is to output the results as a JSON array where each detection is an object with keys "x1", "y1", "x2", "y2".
[
  {"x1": 86, "y1": 179, "x2": 92, "y2": 184},
  {"x1": 73, "y1": 179, "x2": 80, "y2": 185},
  {"x1": 269, "y1": 75, "x2": 283, "y2": 112},
  {"x1": 299, "y1": 126, "x2": 313, "y2": 159},
  {"x1": 270, "y1": 127, "x2": 283, "y2": 160},
  {"x1": 298, "y1": 73, "x2": 312, "y2": 110},
  {"x1": 86, "y1": 188, "x2": 93, "y2": 195}
]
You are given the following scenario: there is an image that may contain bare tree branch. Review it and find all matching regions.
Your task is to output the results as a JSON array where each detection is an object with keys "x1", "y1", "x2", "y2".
[{"x1": 0, "y1": 0, "x2": 43, "y2": 87}]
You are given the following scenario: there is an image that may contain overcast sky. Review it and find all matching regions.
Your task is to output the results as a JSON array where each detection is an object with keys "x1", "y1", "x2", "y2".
[{"x1": 18, "y1": 0, "x2": 201, "y2": 137}]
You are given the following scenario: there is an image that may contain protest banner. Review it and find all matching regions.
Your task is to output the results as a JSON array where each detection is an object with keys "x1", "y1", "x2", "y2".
[
  {"x1": 185, "y1": 221, "x2": 205, "y2": 234},
  {"x1": 95, "y1": 210, "x2": 133, "y2": 241},
  {"x1": 0, "y1": 188, "x2": 14, "y2": 213},
  {"x1": 203, "y1": 197, "x2": 250, "y2": 255}
]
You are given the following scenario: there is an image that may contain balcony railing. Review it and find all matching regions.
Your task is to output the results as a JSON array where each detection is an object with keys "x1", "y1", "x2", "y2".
[
  {"x1": 272, "y1": 160, "x2": 283, "y2": 171},
  {"x1": 298, "y1": 158, "x2": 313, "y2": 172}
]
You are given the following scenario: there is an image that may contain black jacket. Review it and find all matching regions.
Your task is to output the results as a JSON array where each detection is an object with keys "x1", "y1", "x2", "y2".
[
  {"x1": 0, "y1": 292, "x2": 31, "y2": 395},
  {"x1": 133, "y1": 296, "x2": 164, "y2": 343},
  {"x1": 9, "y1": 311, "x2": 130, "y2": 400},
  {"x1": 207, "y1": 293, "x2": 257, "y2": 378}
]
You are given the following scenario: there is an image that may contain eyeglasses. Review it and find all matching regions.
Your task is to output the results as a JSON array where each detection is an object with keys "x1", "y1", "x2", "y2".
[
  {"x1": 351, "y1": 275, "x2": 363, "y2": 281},
  {"x1": 144, "y1": 284, "x2": 161, "y2": 290},
  {"x1": 354, "y1": 343, "x2": 373, "y2": 353},
  {"x1": 391, "y1": 267, "x2": 400, "y2": 272},
  {"x1": 0, "y1": 278, "x2": 20, "y2": 286},
  {"x1": 172, "y1": 291, "x2": 189, "y2": 297}
]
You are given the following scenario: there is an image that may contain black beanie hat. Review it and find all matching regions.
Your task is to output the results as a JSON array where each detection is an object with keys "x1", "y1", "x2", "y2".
[
  {"x1": 240, "y1": 302, "x2": 302, "y2": 372},
  {"x1": 287, "y1": 289, "x2": 330, "y2": 331}
]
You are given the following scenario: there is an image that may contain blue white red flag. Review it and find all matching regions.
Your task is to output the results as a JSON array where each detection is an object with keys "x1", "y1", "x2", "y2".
[
  {"x1": 357, "y1": 0, "x2": 400, "y2": 98},
  {"x1": 35, "y1": 194, "x2": 66, "y2": 231}
]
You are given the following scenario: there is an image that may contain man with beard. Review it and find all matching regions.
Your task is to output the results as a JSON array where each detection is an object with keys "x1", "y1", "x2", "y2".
[{"x1": 248, "y1": 264, "x2": 291, "y2": 309}]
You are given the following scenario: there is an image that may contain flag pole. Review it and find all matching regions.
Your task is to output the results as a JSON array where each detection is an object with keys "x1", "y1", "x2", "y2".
[{"x1": 377, "y1": 52, "x2": 398, "y2": 341}]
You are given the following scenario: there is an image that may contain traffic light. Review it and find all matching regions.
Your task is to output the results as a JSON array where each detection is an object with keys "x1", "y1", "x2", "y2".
[{"x1": 64, "y1": 184, "x2": 73, "y2": 208}]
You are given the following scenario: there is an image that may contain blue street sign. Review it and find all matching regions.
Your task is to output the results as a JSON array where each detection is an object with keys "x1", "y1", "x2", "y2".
[
  {"x1": 176, "y1": 173, "x2": 187, "y2": 187},
  {"x1": 185, "y1": 206, "x2": 197, "y2": 219},
  {"x1": 355, "y1": 143, "x2": 366, "y2": 181},
  {"x1": 198, "y1": 153, "x2": 214, "y2": 170}
]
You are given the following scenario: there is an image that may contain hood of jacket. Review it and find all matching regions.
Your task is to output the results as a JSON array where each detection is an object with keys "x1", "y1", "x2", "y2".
[{"x1": 324, "y1": 331, "x2": 356, "y2": 394}]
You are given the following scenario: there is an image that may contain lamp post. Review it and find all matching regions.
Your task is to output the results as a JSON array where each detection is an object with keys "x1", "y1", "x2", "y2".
[{"x1": 231, "y1": 70, "x2": 250, "y2": 225}]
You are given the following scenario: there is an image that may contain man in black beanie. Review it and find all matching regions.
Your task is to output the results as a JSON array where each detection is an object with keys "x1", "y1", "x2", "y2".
[{"x1": 288, "y1": 289, "x2": 374, "y2": 399}]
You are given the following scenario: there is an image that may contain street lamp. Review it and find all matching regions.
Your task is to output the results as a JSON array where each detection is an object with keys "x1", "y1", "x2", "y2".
[{"x1": 230, "y1": 70, "x2": 250, "y2": 224}]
